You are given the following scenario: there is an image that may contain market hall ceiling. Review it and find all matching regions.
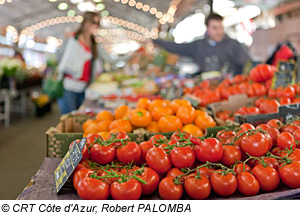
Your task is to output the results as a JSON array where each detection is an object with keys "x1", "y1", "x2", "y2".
[{"x1": 0, "y1": 0, "x2": 297, "y2": 40}]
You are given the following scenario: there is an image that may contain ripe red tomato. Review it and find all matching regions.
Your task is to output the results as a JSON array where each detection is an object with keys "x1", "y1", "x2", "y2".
[
  {"x1": 237, "y1": 171, "x2": 260, "y2": 196},
  {"x1": 159, "y1": 139, "x2": 177, "y2": 152},
  {"x1": 256, "y1": 124, "x2": 270, "y2": 130},
  {"x1": 194, "y1": 138, "x2": 223, "y2": 163},
  {"x1": 167, "y1": 168, "x2": 185, "y2": 178},
  {"x1": 146, "y1": 147, "x2": 172, "y2": 173},
  {"x1": 210, "y1": 171, "x2": 237, "y2": 196},
  {"x1": 170, "y1": 146, "x2": 195, "y2": 168},
  {"x1": 86, "y1": 134, "x2": 102, "y2": 147},
  {"x1": 77, "y1": 178, "x2": 110, "y2": 200},
  {"x1": 184, "y1": 175, "x2": 211, "y2": 199},
  {"x1": 137, "y1": 167, "x2": 160, "y2": 195},
  {"x1": 70, "y1": 164, "x2": 86, "y2": 181},
  {"x1": 111, "y1": 178, "x2": 142, "y2": 200},
  {"x1": 73, "y1": 169, "x2": 93, "y2": 190},
  {"x1": 149, "y1": 134, "x2": 167, "y2": 146},
  {"x1": 217, "y1": 130, "x2": 235, "y2": 141},
  {"x1": 221, "y1": 145, "x2": 242, "y2": 167},
  {"x1": 234, "y1": 163, "x2": 251, "y2": 176},
  {"x1": 159, "y1": 176, "x2": 183, "y2": 200},
  {"x1": 281, "y1": 86, "x2": 296, "y2": 99},
  {"x1": 267, "y1": 119, "x2": 283, "y2": 129},
  {"x1": 111, "y1": 131, "x2": 129, "y2": 147},
  {"x1": 171, "y1": 131, "x2": 192, "y2": 142},
  {"x1": 139, "y1": 141, "x2": 154, "y2": 160},
  {"x1": 279, "y1": 97, "x2": 291, "y2": 105},
  {"x1": 259, "y1": 99, "x2": 280, "y2": 114},
  {"x1": 116, "y1": 141, "x2": 141, "y2": 164},
  {"x1": 277, "y1": 132, "x2": 296, "y2": 150},
  {"x1": 278, "y1": 162, "x2": 300, "y2": 188},
  {"x1": 281, "y1": 148, "x2": 300, "y2": 162},
  {"x1": 240, "y1": 123, "x2": 255, "y2": 131},
  {"x1": 241, "y1": 132, "x2": 269, "y2": 157},
  {"x1": 283, "y1": 125, "x2": 300, "y2": 134},
  {"x1": 90, "y1": 144, "x2": 115, "y2": 165},
  {"x1": 265, "y1": 127, "x2": 280, "y2": 147},
  {"x1": 268, "y1": 89, "x2": 277, "y2": 98},
  {"x1": 293, "y1": 129, "x2": 300, "y2": 148},
  {"x1": 252, "y1": 164, "x2": 280, "y2": 191},
  {"x1": 196, "y1": 166, "x2": 213, "y2": 178},
  {"x1": 254, "y1": 158, "x2": 279, "y2": 170},
  {"x1": 70, "y1": 140, "x2": 90, "y2": 160},
  {"x1": 99, "y1": 171, "x2": 121, "y2": 185}
]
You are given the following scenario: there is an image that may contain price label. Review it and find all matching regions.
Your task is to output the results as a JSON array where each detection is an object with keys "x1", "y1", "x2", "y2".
[
  {"x1": 272, "y1": 61, "x2": 297, "y2": 88},
  {"x1": 54, "y1": 138, "x2": 86, "y2": 193},
  {"x1": 279, "y1": 103, "x2": 300, "y2": 123}
]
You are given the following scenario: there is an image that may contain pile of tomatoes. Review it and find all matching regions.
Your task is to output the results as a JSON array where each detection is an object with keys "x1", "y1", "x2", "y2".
[
  {"x1": 82, "y1": 98, "x2": 216, "y2": 139},
  {"x1": 71, "y1": 117, "x2": 300, "y2": 200}
]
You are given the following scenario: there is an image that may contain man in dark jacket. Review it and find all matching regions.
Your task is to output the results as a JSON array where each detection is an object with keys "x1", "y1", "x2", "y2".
[{"x1": 153, "y1": 13, "x2": 250, "y2": 75}]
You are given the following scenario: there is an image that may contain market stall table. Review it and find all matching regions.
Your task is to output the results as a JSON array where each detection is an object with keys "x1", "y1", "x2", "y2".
[{"x1": 18, "y1": 158, "x2": 300, "y2": 200}]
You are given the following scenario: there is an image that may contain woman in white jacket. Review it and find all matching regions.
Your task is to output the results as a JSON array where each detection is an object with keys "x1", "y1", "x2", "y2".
[{"x1": 58, "y1": 12, "x2": 102, "y2": 114}]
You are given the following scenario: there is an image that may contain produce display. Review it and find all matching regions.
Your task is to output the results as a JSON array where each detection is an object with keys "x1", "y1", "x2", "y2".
[
  {"x1": 82, "y1": 98, "x2": 216, "y2": 138},
  {"x1": 71, "y1": 116, "x2": 300, "y2": 200}
]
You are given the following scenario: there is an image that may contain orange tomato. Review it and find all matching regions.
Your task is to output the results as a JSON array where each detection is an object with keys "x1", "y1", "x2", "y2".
[
  {"x1": 97, "y1": 132, "x2": 109, "y2": 140},
  {"x1": 182, "y1": 124, "x2": 204, "y2": 137},
  {"x1": 83, "y1": 123, "x2": 97, "y2": 135},
  {"x1": 95, "y1": 120, "x2": 112, "y2": 132},
  {"x1": 130, "y1": 108, "x2": 152, "y2": 127},
  {"x1": 195, "y1": 109, "x2": 208, "y2": 117},
  {"x1": 176, "y1": 106, "x2": 196, "y2": 124},
  {"x1": 114, "y1": 105, "x2": 131, "y2": 120},
  {"x1": 82, "y1": 119, "x2": 97, "y2": 131},
  {"x1": 195, "y1": 114, "x2": 216, "y2": 131},
  {"x1": 146, "y1": 121, "x2": 160, "y2": 133},
  {"x1": 158, "y1": 115, "x2": 183, "y2": 133},
  {"x1": 170, "y1": 99, "x2": 191, "y2": 113},
  {"x1": 109, "y1": 119, "x2": 132, "y2": 133},
  {"x1": 151, "y1": 106, "x2": 174, "y2": 121},
  {"x1": 148, "y1": 99, "x2": 169, "y2": 112},
  {"x1": 137, "y1": 98, "x2": 150, "y2": 110},
  {"x1": 96, "y1": 110, "x2": 114, "y2": 122}
]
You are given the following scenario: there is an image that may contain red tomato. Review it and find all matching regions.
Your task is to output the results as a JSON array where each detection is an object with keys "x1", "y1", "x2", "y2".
[
  {"x1": 265, "y1": 127, "x2": 280, "y2": 147},
  {"x1": 282, "y1": 148, "x2": 300, "y2": 162},
  {"x1": 159, "y1": 176, "x2": 183, "y2": 200},
  {"x1": 271, "y1": 147, "x2": 282, "y2": 156},
  {"x1": 77, "y1": 178, "x2": 110, "y2": 200},
  {"x1": 86, "y1": 134, "x2": 102, "y2": 147},
  {"x1": 281, "y1": 86, "x2": 296, "y2": 99},
  {"x1": 73, "y1": 169, "x2": 93, "y2": 190},
  {"x1": 277, "y1": 132, "x2": 296, "y2": 150},
  {"x1": 90, "y1": 144, "x2": 115, "y2": 165},
  {"x1": 116, "y1": 141, "x2": 141, "y2": 164},
  {"x1": 146, "y1": 147, "x2": 172, "y2": 173},
  {"x1": 196, "y1": 166, "x2": 213, "y2": 178},
  {"x1": 159, "y1": 139, "x2": 177, "y2": 152},
  {"x1": 234, "y1": 163, "x2": 251, "y2": 176},
  {"x1": 279, "y1": 97, "x2": 291, "y2": 105},
  {"x1": 137, "y1": 167, "x2": 160, "y2": 195},
  {"x1": 254, "y1": 158, "x2": 279, "y2": 170},
  {"x1": 216, "y1": 130, "x2": 235, "y2": 141},
  {"x1": 241, "y1": 132, "x2": 269, "y2": 157},
  {"x1": 167, "y1": 168, "x2": 185, "y2": 178},
  {"x1": 139, "y1": 141, "x2": 154, "y2": 160},
  {"x1": 256, "y1": 124, "x2": 270, "y2": 130},
  {"x1": 110, "y1": 131, "x2": 130, "y2": 147},
  {"x1": 240, "y1": 123, "x2": 255, "y2": 131},
  {"x1": 170, "y1": 146, "x2": 195, "y2": 168},
  {"x1": 70, "y1": 164, "x2": 86, "y2": 181},
  {"x1": 221, "y1": 145, "x2": 242, "y2": 167},
  {"x1": 194, "y1": 138, "x2": 223, "y2": 163},
  {"x1": 265, "y1": 132, "x2": 273, "y2": 150},
  {"x1": 267, "y1": 119, "x2": 283, "y2": 129},
  {"x1": 268, "y1": 89, "x2": 277, "y2": 98},
  {"x1": 293, "y1": 129, "x2": 300, "y2": 148},
  {"x1": 99, "y1": 171, "x2": 120, "y2": 185},
  {"x1": 252, "y1": 164, "x2": 280, "y2": 192},
  {"x1": 283, "y1": 125, "x2": 300, "y2": 134},
  {"x1": 237, "y1": 171, "x2": 260, "y2": 196},
  {"x1": 278, "y1": 162, "x2": 300, "y2": 188},
  {"x1": 149, "y1": 134, "x2": 167, "y2": 146},
  {"x1": 259, "y1": 99, "x2": 280, "y2": 114},
  {"x1": 111, "y1": 178, "x2": 142, "y2": 200},
  {"x1": 171, "y1": 131, "x2": 192, "y2": 142},
  {"x1": 210, "y1": 171, "x2": 237, "y2": 196},
  {"x1": 184, "y1": 174, "x2": 211, "y2": 199}
]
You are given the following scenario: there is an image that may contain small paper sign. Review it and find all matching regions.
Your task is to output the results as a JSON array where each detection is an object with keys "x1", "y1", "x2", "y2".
[
  {"x1": 54, "y1": 138, "x2": 86, "y2": 193},
  {"x1": 279, "y1": 103, "x2": 300, "y2": 123},
  {"x1": 272, "y1": 61, "x2": 297, "y2": 89}
]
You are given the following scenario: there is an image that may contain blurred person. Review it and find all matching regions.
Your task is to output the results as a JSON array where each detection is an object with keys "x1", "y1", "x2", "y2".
[
  {"x1": 153, "y1": 13, "x2": 249, "y2": 75},
  {"x1": 57, "y1": 12, "x2": 102, "y2": 114}
]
